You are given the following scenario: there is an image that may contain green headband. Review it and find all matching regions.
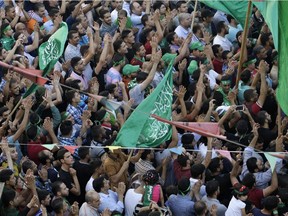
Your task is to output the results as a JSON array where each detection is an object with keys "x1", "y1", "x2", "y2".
[
  {"x1": 113, "y1": 59, "x2": 125, "y2": 66},
  {"x1": 179, "y1": 185, "x2": 191, "y2": 196},
  {"x1": 243, "y1": 59, "x2": 256, "y2": 67},
  {"x1": 2, "y1": 25, "x2": 11, "y2": 34},
  {"x1": 221, "y1": 80, "x2": 231, "y2": 85}
]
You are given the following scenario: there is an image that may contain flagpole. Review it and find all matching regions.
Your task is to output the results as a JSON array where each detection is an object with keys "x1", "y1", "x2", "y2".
[
  {"x1": 190, "y1": 0, "x2": 198, "y2": 30},
  {"x1": 278, "y1": 104, "x2": 282, "y2": 136},
  {"x1": 235, "y1": 0, "x2": 252, "y2": 89}
]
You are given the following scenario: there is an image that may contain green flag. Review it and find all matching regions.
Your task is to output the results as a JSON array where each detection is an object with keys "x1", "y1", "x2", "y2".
[
  {"x1": 39, "y1": 22, "x2": 68, "y2": 75},
  {"x1": 253, "y1": 0, "x2": 278, "y2": 50},
  {"x1": 200, "y1": 0, "x2": 250, "y2": 27},
  {"x1": 276, "y1": 1, "x2": 288, "y2": 115},
  {"x1": 23, "y1": 22, "x2": 68, "y2": 98},
  {"x1": 114, "y1": 62, "x2": 175, "y2": 148}
]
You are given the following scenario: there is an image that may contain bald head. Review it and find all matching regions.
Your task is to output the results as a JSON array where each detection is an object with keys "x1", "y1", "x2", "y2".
[{"x1": 85, "y1": 190, "x2": 100, "y2": 203}]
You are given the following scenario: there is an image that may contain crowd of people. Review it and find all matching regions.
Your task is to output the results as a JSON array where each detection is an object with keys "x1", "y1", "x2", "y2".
[{"x1": 0, "y1": 0, "x2": 287, "y2": 215}]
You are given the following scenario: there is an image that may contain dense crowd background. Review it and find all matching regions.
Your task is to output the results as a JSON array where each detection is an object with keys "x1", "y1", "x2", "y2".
[{"x1": 0, "y1": 0, "x2": 287, "y2": 215}]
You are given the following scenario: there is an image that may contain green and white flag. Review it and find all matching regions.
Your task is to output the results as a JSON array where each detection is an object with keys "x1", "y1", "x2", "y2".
[
  {"x1": 114, "y1": 61, "x2": 175, "y2": 148},
  {"x1": 39, "y1": 22, "x2": 68, "y2": 75},
  {"x1": 200, "y1": 0, "x2": 250, "y2": 27},
  {"x1": 23, "y1": 22, "x2": 68, "y2": 98}
]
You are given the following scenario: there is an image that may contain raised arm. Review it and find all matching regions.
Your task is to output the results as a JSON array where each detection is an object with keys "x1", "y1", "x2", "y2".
[{"x1": 257, "y1": 60, "x2": 269, "y2": 107}]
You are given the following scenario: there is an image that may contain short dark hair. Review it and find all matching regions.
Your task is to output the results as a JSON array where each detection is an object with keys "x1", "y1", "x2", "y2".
[
  {"x1": 257, "y1": 111, "x2": 267, "y2": 126},
  {"x1": 192, "y1": 24, "x2": 202, "y2": 34},
  {"x1": 243, "y1": 89, "x2": 255, "y2": 102},
  {"x1": 212, "y1": 44, "x2": 221, "y2": 56},
  {"x1": 240, "y1": 69, "x2": 251, "y2": 83},
  {"x1": 68, "y1": 30, "x2": 78, "y2": 40},
  {"x1": 140, "y1": 150, "x2": 152, "y2": 160},
  {"x1": 65, "y1": 90, "x2": 77, "y2": 104},
  {"x1": 93, "y1": 176, "x2": 105, "y2": 192},
  {"x1": 51, "y1": 197, "x2": 64, "y2": 214},
  {"x1": 181, "y1": 133, "x2": 194, "y2": 145},
  {"x1": 262, "y1": 196, "x2": 279, "y2": 211},
  {"x1": 205, "y1": 180, "x2": 219, "y2": 197},
  {"x1": 166, "y1": 32, "x2": 176, "y2": 45},
  {"x1": 37, "y1": 189, "x2": 50, "y2": 202},
  {"x1": 191, "y1": 163, "x2": 205, "y2": 179},
  {"x1": 52, "y1": 181, "x2": 63, "y2": 195},
  {"x1": 113, "y1": 39, "x2": 124, "y2": 52},
  {"x1": 217, "y1": 21, "x2": 226, "y2": 33},
  {"x1": 99, "y1": 9, "x2": 110, "y2": 19},
  {"x1": 48, "y1": 8, "x2": 60, "y2": 17},
  {"x1": 194, "y1": 201, "x2": 207, "y2": 216},
  {"x1": 60, "y1": 120, "x2": 73, "y2": 136},
  {"x1": 89, "y1": 158, "x2": 103, "y2": 172},
  {"x1": 121, "y1": 29, "x2": 132, "y2": 39},
  {"x1": 208, "y1": 158, "x2": 221, "y2": 173},
  {"x1": 132, "y1": 42, "x2": 143, "y2": 53},
  {"x1": 246, "y1": 157, "x2": 258, "y2": 173},
  {"x1": 22, "y1": 160, "x2": 34, "y2": 174},
  {"x1": 178, "y1": 177, "x2": 190, "y2": 195},
  {"x1": 78, "y1": 147, "x2": 90, "y2": 160},
  {"x1": 34, "y1": 3, "x2": 45, "y2": 11},
  {"x1": 57, "y1": 148, "x2": 69, "y2": 161},
  {"x1": 242, "y1": 173, "x2": 255, "y2": 189},
  {"x1": 70, "y1": 56, "x2": 82, "y2": 69},
  {"x1": 227, "y1": 14, "x2": 234, "y2": 23},
  {"x1": 176, "y1": 1, "x2": 186, "y2": 10},
  {"x1": 136, "y1": 72, "x2": 148, "y2": 82},
  {"x1": 80, "y1": 44, "x2": 89, "y2": 56},
  {"x1": 141, "y1": 14, "x2": 149, "y2": 26},
  {"x1": 38, "y1": 150, "x2": 50, "y2": 165},
  {"x1": 0, "y1": 169, "x2": 14, "y2": 182},
  {"x1": 2, "y1": 189, "x2": 16, "y2": 207},
  {"x1": 177, "y1": 154, "x2": 189, "y2": 167}
]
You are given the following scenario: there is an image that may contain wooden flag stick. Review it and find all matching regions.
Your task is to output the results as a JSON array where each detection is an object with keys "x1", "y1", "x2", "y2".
[
  {"x1": 235, "y1": 0, "x2": 252, "y2": 89},
  {"x1": 190, "y1": 0, "x2": 198, "y2": 30},
  {"x1": 278, "y1": 104, "x2": 282, "y2": 136},
  {"x1": 127, "y1": 150, "x2": 134, "y2": 163}
]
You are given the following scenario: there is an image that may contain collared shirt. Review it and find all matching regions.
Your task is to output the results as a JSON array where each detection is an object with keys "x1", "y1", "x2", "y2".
[
  {"x1": 227, "y1": 24, "x2": 243, "y2": 43},
  {"x1": 213, "y1": 34, "x2": 233, "y2": 51},
  {"x1": 98, "y1": 190, "x2": 124, "y2": 213},
  {"x1": 66, "y1": 104, "x2": 85, "y2": 125},
  {"x1": 79, "y1": 202, "x2": 100, "y2": 216},
  {"x1": 166, "y1": 194, "x2": 195, "y2": 216},
  {"x1": 43, "y1": 19, "x2": 54, "y2": 33},
  {"x1": 70, "y1": 71, "x2": 89, "y2": 90},
  {"x1": 130, "y1": 13, "x2": 144, "y2": 30},
  {"x1": 241, "y1": 146, "x2": 282, "y2": 189},
  {"x1": 79, "y1": 35, "x2": 89, "y2": 46},
  {"x1": 64, "y1": 43, "x2": 81, "y2": 62},
  {"x1": 174, "y1": 25, "x2": 191, "y2": 41},
  {"x1": 202, "y1": 196, "x2": 227, "y2": 216},
  {"x1": 99, "y1": 22, "x2": 118, "y2": 38},
  {"x1": 105, "y1": 67, "x2": 122, "y2": 85}
]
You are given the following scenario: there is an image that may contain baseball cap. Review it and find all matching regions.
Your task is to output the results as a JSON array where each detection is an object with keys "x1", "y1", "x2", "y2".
[
  {"x1": 122, "y1": 64, "x2": 140, "y2": 76},
  {"x1": 189, "y1": 41, "x2": 204, "y2": 51},
  {"x1": 188, "y1": 60, "x2": 198, "y2": 75}
]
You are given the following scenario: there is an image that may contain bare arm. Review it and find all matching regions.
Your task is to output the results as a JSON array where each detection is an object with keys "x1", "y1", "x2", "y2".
[{"x1": 257, "y1": 60, "x2": 268, "y2": 107}]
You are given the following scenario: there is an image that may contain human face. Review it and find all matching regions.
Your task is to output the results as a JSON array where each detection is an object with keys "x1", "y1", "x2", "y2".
[
  {"x1": 181, "y1": 15, "x2": 192, "y2": 28},
  {"x1": 1, "y1": 48, "x2": 8, "y2": 59},
  {"x1": 9, "y1": 147, "x2": 18, "y2": 161},
  {"x1": 8, "y1": 174, "x2": 16, "y2": 187},
  {"x1": 42, "y1": 194, "x2": 51, "y2": 206},
  {"x1": 75, "y1": 60, "x2": 85, "y2": 72},
  {"x1": 118, "y1": 42, "x2": 128, "y2": 54},
  {"x1": 103, "y1": 12, "x2": 112, "y2": 25},
  {"x1": 259, "y1": 48, "x2": 267, "y2": 59},
  {"x1": 179, "y1": 3, "x2": 188, "y2": 13},
  {"x1": 90, "y1": 193, "x2": 101, "y2": 208},
  {"x1": 114, "y1": 0, "x2": 123, "y2": 10},
  {"x1": 221, "y1": 82, "x2": 231, "y2": 94},
  {"x1": 60, "y1": 183, "x2": 69, "y2": 197},
  {"x1": 70, "y1": 33, "x2": 80, "y2": 45},
  {"x1": 132, "y1": 2, "x2": 142, "y2": 16},
  {"x1": 125, "y1": 32, "x2": 135, "y2": 44},
  {"x1": 4, "y1": 26, "x2": 13, "y2": 37},
  {"x1": 138, "y1": 45, "x2": 146, "y2": 57},
  {"x1": 76, "y1": 23, "x2": 86, "y2": 35},
  {"x1": 159, "y1": 4, "x2": 166, "y2": 15},
  {"x1": 251, "y1": 90, "x2": 258, "y2": 102},
  {"x1": 15, "y1": 23, "x2": 27, "y2": 34},
  {"x1": 7, "y1": 8, "x2": 16, "y2": 19},
  {"x1": 63, "y1": 152, "x2": 74, "y2": 166},
  {"x1": 256, "y1": 159, "x2": 264, "y2": 171},
  {"x1": 37, "y1": 6, "x2": 46, "y2": 18},
  {"x1": 79, "y1": 15, "x2": 89, "y2": 29},
  {"x1": 19, "y1": 33, "x2": 28, "y2": 44},
  {"x1": 103, "y1": 179, "x2": 110, "y2": 191},
  {"x1": 11, "y1": 82, "x2": 20, "y2": 95}
]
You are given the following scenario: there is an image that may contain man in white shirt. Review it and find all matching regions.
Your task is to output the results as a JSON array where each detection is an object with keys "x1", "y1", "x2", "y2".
[
  {"x1": 79, "y1": 190, "x2": 101, "y2": 216},
  {"x1": 174, "y1": 13, "x2": 192, "y2": 41},
  {"x1": 213, "y1": 21, "x2": 233, "y2": 51},
  {"x1": 111, "y1": 0, "x2": 123, "y2": 22},
  {"x1": 130, "y1": 1, "x2": 144, "y2": 30}
]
